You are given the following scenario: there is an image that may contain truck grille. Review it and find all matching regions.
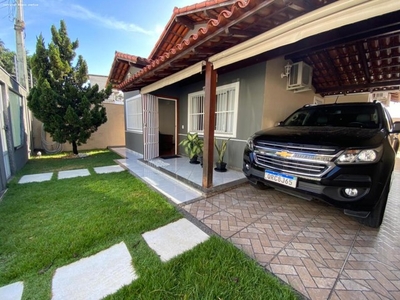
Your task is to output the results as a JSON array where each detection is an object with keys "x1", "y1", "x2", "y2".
[{"x1": 254, "y1": 142, "x2": 339, "y2": 179}]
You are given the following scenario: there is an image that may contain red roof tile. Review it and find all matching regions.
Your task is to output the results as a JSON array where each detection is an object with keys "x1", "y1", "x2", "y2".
[
  {"x1": 118, "y1": 0, "x2": 252, "y2": 91},
  {"x1": 106, "y1": 51, "x2": 150, "y2": 87},
  {"x1": 149, "y1": 0, "x2": 234, "y2": 60}
]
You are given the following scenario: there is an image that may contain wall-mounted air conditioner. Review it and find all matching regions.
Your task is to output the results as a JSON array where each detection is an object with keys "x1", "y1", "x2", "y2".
[
  {"x1": 286, "y1": 61, "x2": 313, "y2": 92},
  {"x1": 369, "y1": 92, "x2": 391, "y2": 106}
]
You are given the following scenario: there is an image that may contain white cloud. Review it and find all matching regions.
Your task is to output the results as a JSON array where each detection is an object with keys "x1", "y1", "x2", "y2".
[
  {"x1": 36, "y1": 1, "x2": 153, "y2": 35},
  {"x1": 68, "y1": 4, "x2": 152, "y2": 35}
]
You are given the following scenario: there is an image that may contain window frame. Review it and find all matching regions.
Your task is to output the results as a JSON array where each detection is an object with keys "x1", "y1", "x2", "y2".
[
  {"x1": 187, "y1": 82, "x2": 240, "y2": 138},
  {"x1": 125, "y1": 94, "x2": 143, "y2": 133}
]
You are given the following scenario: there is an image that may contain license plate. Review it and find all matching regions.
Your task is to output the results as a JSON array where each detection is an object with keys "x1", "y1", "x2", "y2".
[{"x1": 264, "y1": 170, "x2": 297, "y2": 188}]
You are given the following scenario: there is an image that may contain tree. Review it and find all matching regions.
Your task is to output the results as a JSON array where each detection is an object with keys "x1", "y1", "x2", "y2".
[
  {"x1": 27, "y1": 20, "x2": 111, "y2": 154},
  {"x1": 0, "y1": 39, "x2": 16, "y2": 74}
]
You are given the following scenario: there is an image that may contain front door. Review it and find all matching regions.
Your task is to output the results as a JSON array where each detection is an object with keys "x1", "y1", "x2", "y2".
[
  {"x1": 142, "y1": 94, "x2": 159, "y2": 160},
  {"x1": 0, "y1": 85, "x2": 11, "y2": 179}
]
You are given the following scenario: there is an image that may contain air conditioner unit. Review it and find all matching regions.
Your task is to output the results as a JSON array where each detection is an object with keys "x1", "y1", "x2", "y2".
[
  {"x1": 286, "y1": 61, "x2": 313, "y2": 92},
  {"x1": 369, "y1": 92, "x2": 391, "y2": 106}
]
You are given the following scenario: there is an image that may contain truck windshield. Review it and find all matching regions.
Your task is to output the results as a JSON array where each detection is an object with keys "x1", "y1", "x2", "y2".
[{"x1": 282, "y1": 105, "x2": 380, "y2": 129}]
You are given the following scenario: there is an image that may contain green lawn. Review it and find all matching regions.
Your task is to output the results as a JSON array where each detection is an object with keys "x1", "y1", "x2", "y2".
[{"x1": 0, "y1": 150, "x2": 298, "y2": 300}]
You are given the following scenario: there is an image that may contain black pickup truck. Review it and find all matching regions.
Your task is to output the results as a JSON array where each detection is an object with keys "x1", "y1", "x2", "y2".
[{"x1": 243, "y1": 101, "x2": 400, "y2": 227}]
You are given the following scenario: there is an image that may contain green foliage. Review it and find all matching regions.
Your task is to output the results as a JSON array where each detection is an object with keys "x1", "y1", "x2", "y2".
[
  {"x1": 214, "y1": 138, "x2": 230, "y2": 163},
  {"x1": 0, "y1": 39, "x2": 16, "y2": 74},
  {"x1": 179, "y1": 132, "x2": 203, "y2": 159},
  {"x1": 27, "y1": 20, "x2": 111, "y2": 154}
]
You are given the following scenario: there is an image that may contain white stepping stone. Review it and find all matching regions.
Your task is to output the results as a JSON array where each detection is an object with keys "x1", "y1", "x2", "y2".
[
  {"x1": 19, "y1": 173, "x2": 53, "y2": 184},
  {"x1": 58, "y1": 169, "x2": 90, "y2": 179},
  {"x1": 143, "y1": 218, "x2": 209, "y2": 262},
  {"x1": 0, "y1": 281, "x2": 24, "y2": 300},
  {"x1": 93, "y1": 165, "x2": 124, "y2": 174},
  {"x1": 52, "y1": 242, "x2": 137, "y2": 300}
]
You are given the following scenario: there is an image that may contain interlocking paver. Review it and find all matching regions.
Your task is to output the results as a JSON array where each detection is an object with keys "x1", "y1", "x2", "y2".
[
  {"x1": 201, "y1": 210, "x2": 247, "y2": 238},
  {"x1": 182, "y1": 199, "x2": 220, "y2": 220},
  {"x1": 181, "y1": 162, "x2": 400, "y2": 300}
]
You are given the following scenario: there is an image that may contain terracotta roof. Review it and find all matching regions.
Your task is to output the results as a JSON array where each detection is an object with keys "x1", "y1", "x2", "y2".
[
  {"x1": 149, "y1": 0, "x2": 235, "y2": 60},
  {"x1": 115, "y1": 0, "x2": 400, "y2": 96},
  {"x1": 117, "y1": 0, "x2": 335, "y2": 92},
  {"x1": 106, "y1": 51, "x2": 150, "y2": 87}
]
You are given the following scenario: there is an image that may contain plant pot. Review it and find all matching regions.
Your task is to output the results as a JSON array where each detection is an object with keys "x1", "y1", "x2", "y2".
[
  {"x1": 214, "y1": 161, "x2": 227, "y2": 172},
  {"x1": 189, "y1": 155, "x2": 200, "y2": 164},
  {"x1": 199, "y1": 156, "x2": 203, "y2": 167}
]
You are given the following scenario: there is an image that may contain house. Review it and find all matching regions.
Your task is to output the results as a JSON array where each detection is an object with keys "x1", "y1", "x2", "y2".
[
  {"x1": 31, "y1": 74, "x2": 126, "y2": 153},
  {"x1": 0, "y1": 66, "x2": 30, "y2": 194},
  {"x1": 107, "y1": 0, "x2": 400, "y2": 189}
]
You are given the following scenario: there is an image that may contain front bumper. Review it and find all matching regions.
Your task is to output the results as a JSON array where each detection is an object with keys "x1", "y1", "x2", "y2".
[{"x1": 243, "y1": 152, "x2": 387, "y2": 212}]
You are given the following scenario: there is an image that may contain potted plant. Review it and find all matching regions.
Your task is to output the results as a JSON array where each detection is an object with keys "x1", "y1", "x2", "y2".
[
  {"x1": 179, "y1": 132, "x2": 203, "y2": 164},
  {"x1": 214, "y1": 138, "x2": 230, "y2": 172}
]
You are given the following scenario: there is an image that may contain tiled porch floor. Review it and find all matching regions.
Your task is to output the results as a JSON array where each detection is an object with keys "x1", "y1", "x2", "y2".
[
  {"x1": 111, "y1": 147, "x2": 246, "y2": 202},
  {"x1": 112, "y1": 147, "x2": 400, "y2": 299}
]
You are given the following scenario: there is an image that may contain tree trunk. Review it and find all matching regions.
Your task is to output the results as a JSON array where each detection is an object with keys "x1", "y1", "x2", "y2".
[{"x1": 72, "y1": 141, "x2": 78, "y2": 155}]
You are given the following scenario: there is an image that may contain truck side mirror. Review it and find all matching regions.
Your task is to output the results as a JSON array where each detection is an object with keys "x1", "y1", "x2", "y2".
[{"x1": 392, "y1": 121, "x2": 400, "y2": 133}]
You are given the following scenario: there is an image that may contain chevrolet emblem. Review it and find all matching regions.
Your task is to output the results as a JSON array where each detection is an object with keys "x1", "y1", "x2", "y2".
[{"x1": 276, "y1": 151, "x2": 294, "y2": 158}]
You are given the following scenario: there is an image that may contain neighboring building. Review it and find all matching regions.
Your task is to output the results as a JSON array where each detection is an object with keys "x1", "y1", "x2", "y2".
[
  {"x1": 107, "y1": 0, "x2": 400, "y2": 189},
  {"x1": 0, "y1": 66, "x2": 30, "y2": 193},
  {"x1": 32, "y1": 74, "x2": 126, "y2": 152}
]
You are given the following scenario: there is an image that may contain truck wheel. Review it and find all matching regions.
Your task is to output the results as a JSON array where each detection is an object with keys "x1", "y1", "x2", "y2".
[{"x1": 359, "y1": 176, "x2": 391, "y2": 228}]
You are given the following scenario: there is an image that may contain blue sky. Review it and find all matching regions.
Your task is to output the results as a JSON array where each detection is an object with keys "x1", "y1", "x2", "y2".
[{"x1": 0, "y1": 0, "x2": 197, "y2": 76}]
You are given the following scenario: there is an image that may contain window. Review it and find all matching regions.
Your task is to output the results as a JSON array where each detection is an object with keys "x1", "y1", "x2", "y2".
[
  {"x1": 9, "y1": 90, "x2": 22, "y2": 148},
  {"x1": 126, "y1": 95, "x2": 143, "y2": 132},
  {"x1": 188, "y1": 82, "x2": 239, "y2": 137}
]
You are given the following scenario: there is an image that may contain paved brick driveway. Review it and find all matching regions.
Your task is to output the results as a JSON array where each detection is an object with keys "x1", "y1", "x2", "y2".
[{"x1": 183, "y1": 160, "x2": 400, "y2": 300}]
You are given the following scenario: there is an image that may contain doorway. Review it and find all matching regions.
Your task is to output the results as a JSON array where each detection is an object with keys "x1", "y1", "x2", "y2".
[{"x1": 158, "y1": 98, "x2": 177, "y2": 157}]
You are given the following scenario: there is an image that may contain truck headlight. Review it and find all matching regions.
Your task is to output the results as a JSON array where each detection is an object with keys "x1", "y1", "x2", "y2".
[
  {"x1": 246, "y1": 137, "x2": 254, "y2": 151},
  {"x1": 336, "y1": 146, "x2": 382, "y2": 164}
]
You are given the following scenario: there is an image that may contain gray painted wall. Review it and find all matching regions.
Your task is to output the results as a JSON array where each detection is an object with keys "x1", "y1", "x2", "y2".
[
  {"x1": 157, "y1": 62, "x2": 266, "y2": 170},
  {"x1": 0, "y1": 68, "x2": 29, "y2": 190},
  {"x1": 124, "y1": 62, "x2": 266, "y2": 170},
  {"x1": 0, "y1": 133, "x2": 5, "y2": 192},
  {"x1": 125, "y1": 131, "x2": 143, "y2": 154}
]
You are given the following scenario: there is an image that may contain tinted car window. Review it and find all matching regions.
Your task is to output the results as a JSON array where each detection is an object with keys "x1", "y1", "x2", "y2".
[{"x1": 283, "y1": 105, "x2": 380, "y2": 129}]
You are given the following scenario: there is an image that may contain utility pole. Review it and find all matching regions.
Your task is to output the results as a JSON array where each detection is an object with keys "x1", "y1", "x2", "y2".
[
  {"x1": 14, "y1": 0, "x2": 29, "y2": 91},
  {"x1": 14, "y1": 0, "x2": 32, "y2": 157}
]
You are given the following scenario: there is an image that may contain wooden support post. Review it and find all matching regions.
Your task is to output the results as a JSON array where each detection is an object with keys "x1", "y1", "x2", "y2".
[{"x1": 202, "y1": 61, "x2": 217, "y2": 188}]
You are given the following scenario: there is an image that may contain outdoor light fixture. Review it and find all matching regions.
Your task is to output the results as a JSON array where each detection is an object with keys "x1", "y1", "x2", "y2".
[{"x1": 281, "y1": 62, "x2": 292, "y2": 78}]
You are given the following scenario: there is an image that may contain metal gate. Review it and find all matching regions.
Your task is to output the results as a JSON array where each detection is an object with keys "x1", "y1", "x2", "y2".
[
  {"x1": 142, "y1": 94, "x2": 159, "y2": 160},
  {"x1": 0, "y1": 85, "x2": 11, "y2": 179}
]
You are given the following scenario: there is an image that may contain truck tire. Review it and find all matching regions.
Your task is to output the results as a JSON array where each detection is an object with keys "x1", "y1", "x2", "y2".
[{"x1": 359, "y1": 175, "x2": 391, "y2": 228}]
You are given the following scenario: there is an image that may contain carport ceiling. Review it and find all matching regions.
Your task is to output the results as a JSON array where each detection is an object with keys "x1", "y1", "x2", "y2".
[{"x1": 285, "y1": 10, "x2": 400, "y2": 97}]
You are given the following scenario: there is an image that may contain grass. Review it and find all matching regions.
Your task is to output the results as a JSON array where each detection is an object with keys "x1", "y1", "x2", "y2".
[
  {"x1": 0, "y1": 150, "x2": 299, "y2": 300},
  {"x1": 19, "y1": 149, "x2": 122, "y2": 175}
]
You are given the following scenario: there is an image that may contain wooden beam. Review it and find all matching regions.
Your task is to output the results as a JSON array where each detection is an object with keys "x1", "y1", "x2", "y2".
[
  {"x1": 191, "y1": 47, "x2": 214, "y2": 55},
  {"x1": 202, "y1": 61, "x2": 217, "y2": 189},
  {"x1": 175, "y1": 16, "x2": 194, "y2": 30},
  {"x1": 224, "y1": 28, "x2": 253, "y2": 38},
  {"x1": 356, "y1": 41, "x2": 371, "y2": 84},
  {"x1": 317, "y1": 80, "x2": 400, "y2": 95}
]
